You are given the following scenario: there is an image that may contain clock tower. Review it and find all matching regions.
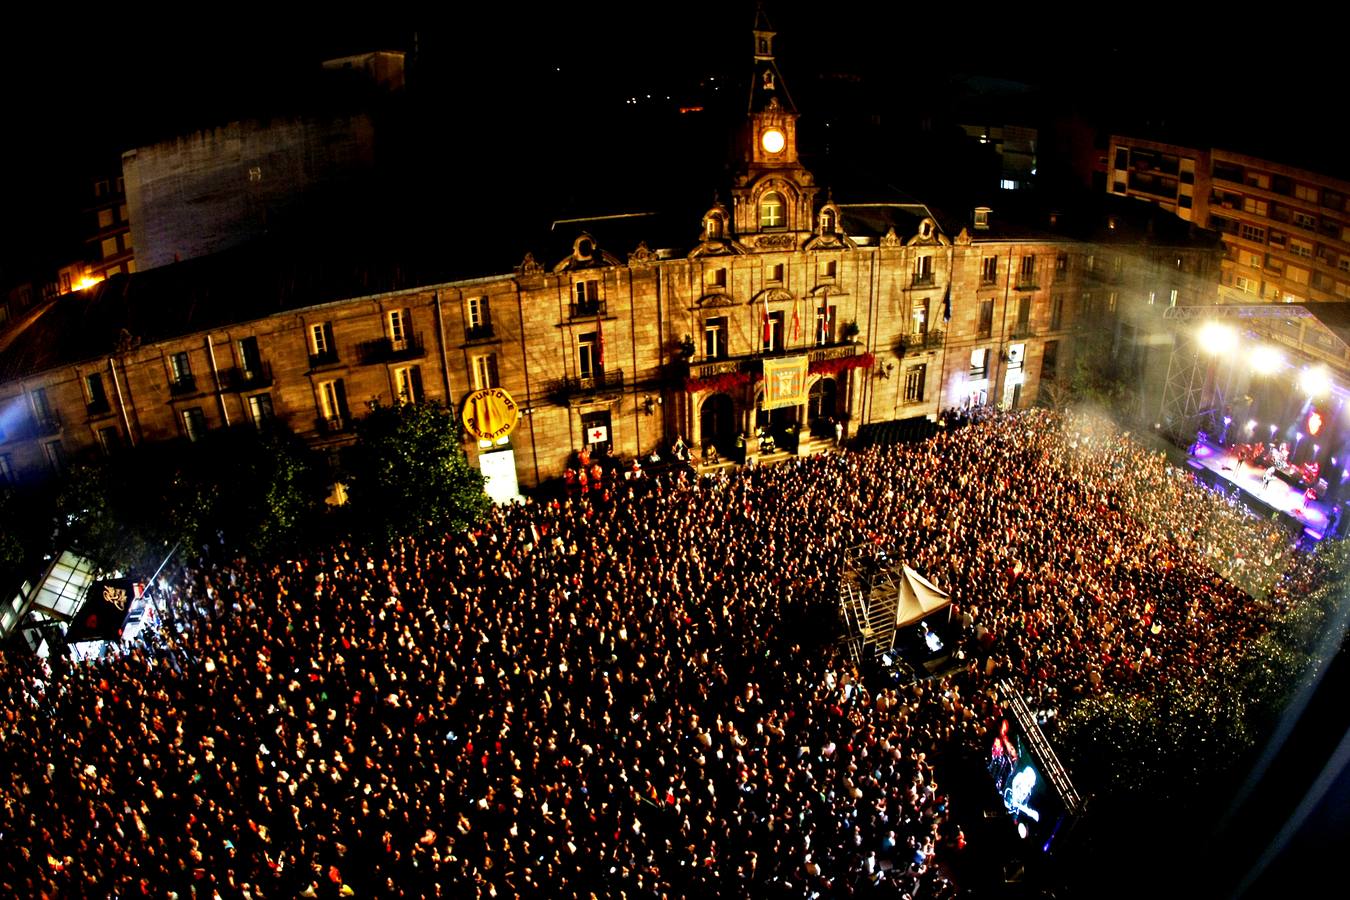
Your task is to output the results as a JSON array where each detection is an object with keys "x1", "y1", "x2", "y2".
[{"x1": 731, "y1": 6, "x2": 818, "y2": 245}]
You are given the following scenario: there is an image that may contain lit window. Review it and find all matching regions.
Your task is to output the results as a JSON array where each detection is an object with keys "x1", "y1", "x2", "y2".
[
  {"x1": 472, "y1": 354, "x2": 499, "y2": 390},
  {"x1": 759, "y1": 192, "x2": 784, "y2": 229}
]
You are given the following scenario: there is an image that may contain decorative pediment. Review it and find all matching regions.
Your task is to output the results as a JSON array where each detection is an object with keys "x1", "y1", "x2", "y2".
[
  {"x1": 516, "y1": 252, "x2": 544, "y2": 277},
  {"x1": 752, "y1": 287, "x2": 795, "y2": 305},
  {"x1": 803, "y1": 232, "x2": 858, "y2": 252},
  {"x1": 553, "y1": 233, "x2": 623, "y2": 272},
  {"x1": 696, "y1": 292, "x2": 738, "y2": 308},
  {"x1": 906, "y1": 217, "x2": 951, "y2": 247},
  {"x1": 688, "y1": 239, "x2": 749, "y2": 259},
  {"x1": 879, "y1": 227, "x2": 902, "y2": 248},
  {"x1": 809, "y1": 284, "x2": 848, "y2": 299},
  {"x1": 628, "y1": 241, "x2": 657, "y2": 268},
  {"x1": 954, "y1": 227, "x2": 972, "y2": 246}
]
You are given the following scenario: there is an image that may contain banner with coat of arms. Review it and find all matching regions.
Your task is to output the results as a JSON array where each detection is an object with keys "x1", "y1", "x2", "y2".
[{"x1": 762, "y1": 355, "x2": 808, "y2": 410}]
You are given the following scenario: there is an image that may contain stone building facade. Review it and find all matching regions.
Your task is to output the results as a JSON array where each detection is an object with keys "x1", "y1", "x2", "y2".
[{"x1": 0, "y1": 18, "x2": 1222, "y2": 493}]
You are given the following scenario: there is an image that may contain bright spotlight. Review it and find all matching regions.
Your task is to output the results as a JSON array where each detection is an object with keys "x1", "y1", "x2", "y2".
[
  {"x1": 1250, "y1": 345, "x2": 1285, "y2": 374},
  {"x1": 1198, "y1": 321, "x2": 1237, "y2": 355},
  {"x1": 1300, "y1": 366, "x2": 1332, "y2": 398},
  {"x1": 1246, "y1": 419, "x2": 1258, "y2": 432}
]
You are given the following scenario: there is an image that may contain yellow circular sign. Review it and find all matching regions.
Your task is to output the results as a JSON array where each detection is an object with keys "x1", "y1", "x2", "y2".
[{"x1": 461, "y1": 388, "x2": 520, "y2": 442}]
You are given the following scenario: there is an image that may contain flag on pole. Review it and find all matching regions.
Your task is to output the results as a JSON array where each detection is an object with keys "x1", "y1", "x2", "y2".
[
  {"x1": 762, "y1": 291, "x2": 771, "y2": 346},
  {"x1": 596, "y1": 312, "x2": 605, "y2": 367},
  {"x1": 791, "y1": 300, "x2": 800, "y2": 342}
]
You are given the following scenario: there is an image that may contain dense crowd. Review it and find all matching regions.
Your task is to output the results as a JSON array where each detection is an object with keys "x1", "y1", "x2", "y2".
[{"x1": 0, "y1": 408, "x2": 1322, "y2": 898}]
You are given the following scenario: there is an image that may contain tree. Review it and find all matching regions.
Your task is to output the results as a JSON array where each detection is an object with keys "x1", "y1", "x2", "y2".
[{"x1": 344, "y1": 401, "x2": 489, "y2": 543}]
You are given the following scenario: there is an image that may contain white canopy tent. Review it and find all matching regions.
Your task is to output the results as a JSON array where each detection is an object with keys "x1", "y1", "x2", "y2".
[{"x1": 896, "y1": 565, "x2": 952, "y2": 628}]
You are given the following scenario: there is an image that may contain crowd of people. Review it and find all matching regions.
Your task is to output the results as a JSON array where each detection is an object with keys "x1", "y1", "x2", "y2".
[{"x1": 0, "y1": 408, "x2": 1327, "y2": 898}]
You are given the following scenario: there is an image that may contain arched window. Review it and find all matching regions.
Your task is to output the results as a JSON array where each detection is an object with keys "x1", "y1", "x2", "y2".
[
  {"x1": 821, "y1": 209, "x2": 836, "y2": 233},
  {"x1": 706, "y1": 214, "x2": 724, "y2": 240},
  {"x1": 760, "y1": 192, "x2": 785, "y2": 229}
]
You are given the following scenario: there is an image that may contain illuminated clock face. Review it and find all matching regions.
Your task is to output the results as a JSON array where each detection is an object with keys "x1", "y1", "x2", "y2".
[{"x1": 761, "y1": 128, "x2": 786, "y2": 154}]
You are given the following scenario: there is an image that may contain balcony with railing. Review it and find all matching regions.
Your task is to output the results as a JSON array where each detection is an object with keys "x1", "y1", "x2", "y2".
[
  {"x1": 33, "y1": 412, "x2": 62, "y2": 436},
  {"x1": 547, "y1": 368, "x2": 625, "y2": 402},
  {"x1": 896, "y1": 330, "x2": 945, "y2": 355},
  {"x1": 168, "y1": 373, "x2": 198, "y2": 396},
  {"x1": 315, "y1": 415, "x2": 352, "y2": 436},
  {"x1": 358, "y1": 333, "x2": 426, "y2": 365},
  {"x1": 86, "y1": 398, "x2": 112, "y2": 417},
  {"x1": 570, "y1": 299, "x2": 607, "y2": 319},
  {"x1": 224, "y1": 362, "x2": 274, "y2": 392},
  {"x1": 308, "y1": 349, "x2": 341, "y2": 370},
  {"x1": 465, "y1": 323, "x2": 496, "y2": 342},
  {"x1": 911, "y1": 272, "x2": 935, "y2": 288},
  {"x1": 1010, "y1": 323, "x2": 1036, "y2": 340},
  {"x1": 1015, "y1": 274, "x2": 1040, "y2": 290}
]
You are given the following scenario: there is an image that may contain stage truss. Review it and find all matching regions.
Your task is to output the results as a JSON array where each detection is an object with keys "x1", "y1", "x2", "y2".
[{"x1": 839, "y1": 543, "x2": 904, "y2": 665}]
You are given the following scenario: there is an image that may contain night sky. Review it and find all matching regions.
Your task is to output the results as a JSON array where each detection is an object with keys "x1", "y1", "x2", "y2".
[{"x1": 6, "y1": 4, "x2": 1346, "y2": 278}]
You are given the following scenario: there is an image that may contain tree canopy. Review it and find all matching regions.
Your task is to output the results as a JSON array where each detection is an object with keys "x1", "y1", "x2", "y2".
[{"x1": 344, "y1": 401, "x2": 488, "y2": 544}]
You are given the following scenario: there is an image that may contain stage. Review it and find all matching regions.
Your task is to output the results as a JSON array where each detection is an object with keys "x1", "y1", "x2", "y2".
[{"x1": 1188, "y1": 440, "x2": 1333, "y2": 540}]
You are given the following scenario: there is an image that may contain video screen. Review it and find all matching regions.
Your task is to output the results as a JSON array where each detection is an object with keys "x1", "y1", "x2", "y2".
[{"x1": 988, "y1": 718, "x2": 1065, "y2": 849}]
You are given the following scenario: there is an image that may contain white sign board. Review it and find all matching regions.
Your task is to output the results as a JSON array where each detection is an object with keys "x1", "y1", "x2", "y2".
[
  {"x1": 587, "y1": 425, "x2": 609, "y2": 444},
  {"x1": 478, "y1": 448, "x2": 522, "y2": 505}
]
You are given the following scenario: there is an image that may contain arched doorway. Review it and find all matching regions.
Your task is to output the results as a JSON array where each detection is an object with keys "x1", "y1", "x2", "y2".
[
  {"x1": 808, "y1": 377, "x2": 837, "y2": 437},
  {"x1": 700, "y1": 393, "x2": 735, "y2": 457},
  {"x1": 756, "y1": 391, "x2": 800, "y2": 453}
]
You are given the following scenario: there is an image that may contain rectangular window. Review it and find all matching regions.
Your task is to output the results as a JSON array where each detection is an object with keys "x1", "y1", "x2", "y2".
[
  {"x1": 978, "y1": 299, "x2": 994, "y2": 338},
  {"x1": 97, "y1": 208, "x2": 114, "y2": 229},
  {"x1": 388, "y1": 310, "x2": 409, "y2": 349},
  {"x1": 182, "y1": 407, "x2": 207, "y2": 442},
  {"x1": 31, "y1": 387, "x2": 53, "y2": 426},
  {"x1": 913, "y1": 255, "x2": 933, "y2": 286},
  {"x1": 309, "y1": 322, "x2": 337, "y2": 365},
  {"x1": 394, "y1": 367, "x2": 423, "y2": 405},
  {"x1": 1051, "y1": 295, "x2": 1064, "y2": 330},
  {"x1": 578, "y1": 334, "x2": 601, "y2": 380},
  {"x1": 903, "y1": 364, "x2": 926, "y2": 403},
  {"x1": 911, "y1": 299, "x2": 928, "y2": 335},
  {"x1": 764, "y1": 310, "x2": 785, "y2": 352},
  {"x1": 769, "y1": 263, "x2": 784, "y2": 283},
  {"x1": 43, "y1": 440, "x2": 64, "y2": 474},
  {"x1": 1107, "y1": 291, "x2": 1118, "y2": 313},
  {"x1": 1114, "y1": 148, "x2": 1128, "y2": 169},
  {"x1": 574, "y1": 280, "x2": 600, "y2": 315},
  {"x1": 1016, "y1": 295, "x2": 1031, "y2": 329},
  {"x1": 1243, "y1": 197, "x2": 1268, "y2": 216},
  {"x1": 85, "y1": 373, "x2": 108, "y2": 410},
  {"x1": 815, "y1": 305, "x2": 837, "y2": 345},
  {"x1": 980, "y1": 256, "x2": 998, "y2": 285},
  {"x1": 171, "y1": 351, "x2": 191, "y2": 381},
  {"x1": 1169, "y1": 289, "x2": 1179, "y2": 307},
  {"x1": 0, "y1": 453, "x2": 12, "y2": 485},
  {"x1": 473, "y1": 353, "x2": 500, "y2": 390},
  {"x1": 1287, "y1": 265, "x2": 1310, "y2": 285},
  {"x1": 1240, "y1": 224, "x2": 1266, "y2": 243},
  {"x1": 238, "y1": 336, "x2": 263, "y2": 378},
  {"x1": 467, "y1": 297, "x2": 493, "y2": 340},
  {"x1": 1178, "y1": 194, "x2": 1193, "y2": 209},
  {"x1": 1289, "y1": 238, "x2": 1313, "y2": 258},
  {"x1": 1294, "y1": 212, "x2": 1316, "y2": 230},
  {"x1": 1339, "y1": 257, "x2": 1350, "y2": 274},
  {"x1": 1246, "y1": 172, "x2": 1271, "y2": 190},
  {"x1": 247, "y1": 394, "x2": 274, "y2": 431},
  {"x1": 318, "y1": 380, "x2": 348, "y2": 427},
  {"x1": 97, "y1": 425, "x2": 121, "y2": 455},
  {"x1": 703, "y1": 317, "x2": 728, "y2": 358},
  {"x1": 708, "y1": 267, "x2": 727, "y2": 287},
  {"x1": 1056, "y1": 253, "x2": 1068, "y2": 273},
  {"x1": 1081, "y1": 291, "x2": 1094, "y2": 318},
  {"x1": 1295, "y1": 184, "x2": 1319, "y2": 203},
  {"x1": 1042, "y1": 341, "x2": 1059, "y2": 381},
  {"x1": 1235, "y1": 276, "x2": 1255, "y2": 294},
  {"x1": 1019, "y1": 255, "x2": 1036, "y2": 287},
  {"x1": 969, "y1": 349, "x2": 988, "y2": 381},
  {"x1": 101, "y1": 237, "x2": 118, "y2": 258}
]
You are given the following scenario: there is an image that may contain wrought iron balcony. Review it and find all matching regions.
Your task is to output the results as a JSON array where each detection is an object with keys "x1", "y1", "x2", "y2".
[
  {"x1": 1010, "y1": 324, "x2": 1036, "y2": 339},
  {"x1": 315, "y1": 415, "x2": 352, "y2": 435},
  {"x1": 358, "y1": 333, "x2": 426, "y2": 365},
  {"x1": 1015, "y1": 277, "x2": 1040, "y2": 290},
  {"x1": 224, "y1": 363, "x2": 274, "y2": 392},
  {"x1": 34, "y1": 412, "x2": 62, "y2": 436},
  {"x1": 465, "y1": 323, "x2": 496, "y2": 342},
  {"x1": 570, "y1": 299, "x2": 607, "y2": 319},
  {"x1": 86, "y1": 398, "x2": 112, "y2": 417},
  {"x1": 547, "y1": 369, "x2": 624, "y2": 401},
  {"x1": 308, "y1": 349, "x2": 341, "y2": 370},
  {"x1": 168, "y1": 374, "x2": 198, "y2": 396},
  {"x1": 896, "y1": 330, "x2": 945, "y2": 355},
  {"x1": 911, "y1": 272, "x2": 935, "y2": 288}
]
